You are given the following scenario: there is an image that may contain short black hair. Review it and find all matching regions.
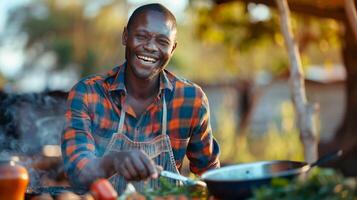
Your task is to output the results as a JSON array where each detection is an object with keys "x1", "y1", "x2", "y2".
[{"x1": 127, "y1": 3, "x2": 177, "y2": 32}]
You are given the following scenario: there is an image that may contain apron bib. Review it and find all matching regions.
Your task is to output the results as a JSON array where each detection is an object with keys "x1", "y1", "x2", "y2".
[{"x1": 104, "y1": 97, "x2": 180, "y2": 193}]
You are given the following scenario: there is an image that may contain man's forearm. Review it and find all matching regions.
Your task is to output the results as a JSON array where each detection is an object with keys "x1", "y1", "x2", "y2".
[{"x1": 76, "y1": 155, "x2": 115, "y2": 188}]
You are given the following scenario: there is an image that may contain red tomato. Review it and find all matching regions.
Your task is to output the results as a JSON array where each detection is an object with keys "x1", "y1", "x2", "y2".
[{"x1": 90, "y1": 179, "x2": 118, "y2": 200}]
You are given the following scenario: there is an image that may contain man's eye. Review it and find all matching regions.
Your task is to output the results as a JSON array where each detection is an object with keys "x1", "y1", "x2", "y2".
[
  {"x1": 158, "y1": 39, "x2": 170, "y2": 46},
  {"x1": 136, "y1": 35, "x2": 146, "y2": 39}
]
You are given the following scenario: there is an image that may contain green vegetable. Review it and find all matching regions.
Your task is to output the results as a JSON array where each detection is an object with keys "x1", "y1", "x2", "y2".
[
  {"x1": 141, "y1": 177, "x2": 207, "y2": 200},
  {"x1": 249, "y1": 168, "x2": 357, "y2": 200}
]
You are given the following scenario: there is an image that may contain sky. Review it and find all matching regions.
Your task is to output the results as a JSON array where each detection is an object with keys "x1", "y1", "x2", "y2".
[{"x1": 0, "y1": 0, "x2": 31, "y2": 78}]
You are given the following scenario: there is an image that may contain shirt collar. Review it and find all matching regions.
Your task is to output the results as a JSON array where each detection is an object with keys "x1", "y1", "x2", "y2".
[
  {"x1": 107, "y1": 63, "x2": 126, "y2": 93},
  {"x1": 160, "y1": 69, "x2": 173, "y2": 93},
  {"x1": 107, "y1": 63, "x2": 173, "y2": 94}
]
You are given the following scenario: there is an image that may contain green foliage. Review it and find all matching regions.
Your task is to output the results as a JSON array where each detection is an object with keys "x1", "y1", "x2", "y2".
[
  {"x1": 81, "y1": 49, "x2": 97, "y2": 77},
  {"x1": 214, "y1": 103, "x2": 238, "y2": 161},
  {"x1": 0, "y1": 73, "x2": 7, "y2": 89},
  {"x1": 250, "y1": 168, "x2": 357, "y2": 200},
  {"x1": 192, "y1": 2, "x2": 284, "y2": 79},
  {"x1": 52, "y1": 38, "x2": 73, "y2": 67},
  {"x1": 191, "y1": 1, "x2": 342, "y2": 81},
  {"x1": 213, "y1": 100, "x2": 304, "y2": 164},
  {"x1": 195, "y1": 3, "x2": 279, "y2": 50},
  {"x1": 231, "y1": 126, "x2": 304, "y2": 163},
  {"x1": 7, "y1": 0, "x2": 126, "y2": 76},
  {"x1": 22, "y1": 9, "x2": 73, "y2": 43},
  {"x1": 141, "y1": 177, "x2": 207, "y2": 200},
  {"x1": 5, "y1": 0, "x2": 343, "y2": 83}
]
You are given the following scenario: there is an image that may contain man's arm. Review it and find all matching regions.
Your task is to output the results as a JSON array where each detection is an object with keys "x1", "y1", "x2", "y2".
[
  {"x1": 61, "y1": 82, "x2": 158, "y2": 188},
  {"x1": 61, "y1": 81, "x2": 106, "y2": 188},
  {"x1": 186, "y1": 90, "x2": 220, "y2": 175}
]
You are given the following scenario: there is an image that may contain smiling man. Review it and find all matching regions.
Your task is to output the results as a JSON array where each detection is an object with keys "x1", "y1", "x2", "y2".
[{"x1": 61, "y1": 3, "x2": 220, "y2": 193}]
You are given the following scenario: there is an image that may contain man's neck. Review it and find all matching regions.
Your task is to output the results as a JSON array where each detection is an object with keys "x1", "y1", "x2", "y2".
[{"x1": 125, "y1": 68, "x2": 160, "y2": 100}]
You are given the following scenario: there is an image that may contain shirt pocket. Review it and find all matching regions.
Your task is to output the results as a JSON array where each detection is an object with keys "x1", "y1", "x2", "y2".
[{"x1": 169, "y1": 137, "x2": 189, "y2": 168}]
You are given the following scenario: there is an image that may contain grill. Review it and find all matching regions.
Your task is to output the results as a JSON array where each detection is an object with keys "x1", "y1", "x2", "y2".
[{"x1": 26, "y1": 186, "x2": 87, "y2": 199}]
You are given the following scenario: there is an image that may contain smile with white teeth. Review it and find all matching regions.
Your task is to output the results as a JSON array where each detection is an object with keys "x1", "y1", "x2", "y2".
[{"x1": 137, "y1": 55, "x2": 157, "y2": 63}]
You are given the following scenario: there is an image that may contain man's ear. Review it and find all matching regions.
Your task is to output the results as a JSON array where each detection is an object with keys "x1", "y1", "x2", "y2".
[
  {"x1": 122, "y1": 27, "x2": 128, "y2": 45},
  {"x1": 171, "y1": 42, "x2": 177, "y2": 54}
]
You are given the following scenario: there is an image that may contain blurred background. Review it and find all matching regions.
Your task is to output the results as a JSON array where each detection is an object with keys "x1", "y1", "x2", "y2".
[{"x1": 0, "y1": 0, "x2": 356, "y2": 188}]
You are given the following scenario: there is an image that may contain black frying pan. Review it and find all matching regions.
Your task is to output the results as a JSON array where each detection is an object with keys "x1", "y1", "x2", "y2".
[{"x1": 200, "y1": 150, "x2": 343, "y2": 199}]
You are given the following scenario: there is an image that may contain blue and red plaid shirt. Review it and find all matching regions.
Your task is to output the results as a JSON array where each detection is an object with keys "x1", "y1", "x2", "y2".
[{"x1": 61, "y1": 63, "x2": 220, "y2": 182}]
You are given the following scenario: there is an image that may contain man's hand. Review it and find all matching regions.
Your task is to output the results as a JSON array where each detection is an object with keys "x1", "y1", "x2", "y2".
[{"x1": 111, "y1": 150, "x2": 158, "y2": 181}]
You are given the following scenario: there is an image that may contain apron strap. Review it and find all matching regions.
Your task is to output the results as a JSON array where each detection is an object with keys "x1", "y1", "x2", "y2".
[
  {"x1": 118, "y1": 107, "x2": 126, "y2": 134},
  {"x1": 105, "y1": 107, "x2": 126, "y2": 154},
  {"x1": 162, "y1": 96, "x2": 167, "y2": 135}
]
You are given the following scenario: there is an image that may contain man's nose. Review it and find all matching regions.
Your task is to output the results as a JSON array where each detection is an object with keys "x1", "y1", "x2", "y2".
[{"x1": 143, "y1": 38, "x2": 158, "y2": 52}]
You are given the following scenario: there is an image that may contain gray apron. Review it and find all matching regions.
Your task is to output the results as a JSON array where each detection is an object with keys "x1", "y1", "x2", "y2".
[{"x1": 104, "y1": 97, "x2": 180, "y2": 193}]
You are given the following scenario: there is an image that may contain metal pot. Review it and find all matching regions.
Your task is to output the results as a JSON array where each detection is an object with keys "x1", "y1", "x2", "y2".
[{"x1": 201, "y1": 150, "x2": 342, "y2": 199}]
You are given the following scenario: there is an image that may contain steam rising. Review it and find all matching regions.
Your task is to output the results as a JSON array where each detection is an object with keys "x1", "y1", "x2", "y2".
[{"x1": 0, "y1": 90, "x2": 68, "y2": 188}]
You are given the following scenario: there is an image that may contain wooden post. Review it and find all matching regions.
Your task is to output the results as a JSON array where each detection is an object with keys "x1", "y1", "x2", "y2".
[
  {"x1": 275, "y1": 0, "x2": 319, "y2": 163},
  {"x1": 344, "y1": 0, "x2": 357, "y2": 43}
]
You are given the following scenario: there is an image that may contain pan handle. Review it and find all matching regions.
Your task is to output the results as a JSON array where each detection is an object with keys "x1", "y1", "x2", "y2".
[{"x1": 310, "y1": 149, "x2": 343, "y2": 168}]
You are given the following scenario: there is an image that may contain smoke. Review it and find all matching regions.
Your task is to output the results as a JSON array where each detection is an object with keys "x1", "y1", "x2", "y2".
[
  {"x1": 0, "y1": 91, "x2": 67, "y2": 154},
  {"x1": 0, "y1": 90, "x2": 68, "y2": 188}
]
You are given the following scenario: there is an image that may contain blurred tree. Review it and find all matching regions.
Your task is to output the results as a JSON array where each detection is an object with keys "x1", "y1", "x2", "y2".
[
  {"x1": 275, "y1": 0, "x2": 318, "y2": 164},
  {"x1": 7, "y1": 0, "x2": 128, "y2": 77},
  {"x1": 193, "y1": 2, "x2": 284, "y2": 79},
  {"x1": 196, "y1": 0, "x2": 357, "y2": 176},
  {"x1": 192, "y1": 0, "x2": 342, "y2": 160},
  {"x1": 193, "y1": 1, "x2": 341, "y2": 77},
  {"x1": 0, "y1": 73, "x2": 7, "y2": 90}
]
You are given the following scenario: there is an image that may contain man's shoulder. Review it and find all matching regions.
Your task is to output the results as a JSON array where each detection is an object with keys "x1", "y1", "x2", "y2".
[
  {"x1": 165, "y1": 70, "x2": 206, "y2": 98},
  {"x1": 79, "y1": 75, "x2": 105, "y2": 86},
  {"x1": 74, "y1": 67, "x2": 119, "y2": 89}
]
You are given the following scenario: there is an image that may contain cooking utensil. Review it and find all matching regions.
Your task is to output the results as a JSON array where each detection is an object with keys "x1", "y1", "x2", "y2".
[
  {"x1": 160, "y1": 170, "x2": 207, "y2": 187},
  {"x1": 200, "y1": 150, "x2": 343, "y2": 199}
]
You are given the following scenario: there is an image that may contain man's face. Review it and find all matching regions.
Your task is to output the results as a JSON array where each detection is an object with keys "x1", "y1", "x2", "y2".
[{"x1": 122, "y1": 10, "x2": 177, "y2": 80}]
